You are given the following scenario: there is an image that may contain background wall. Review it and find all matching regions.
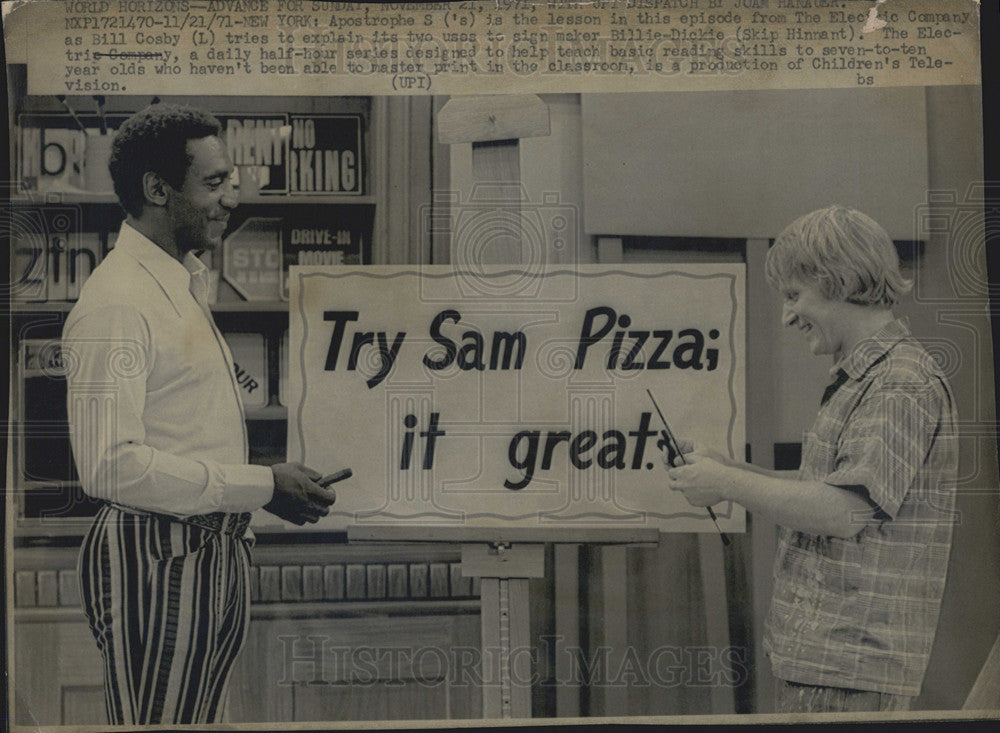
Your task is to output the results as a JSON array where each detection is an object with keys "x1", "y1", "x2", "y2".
[
  {"x1": 910, "y1": 84, "x2": 999, "y2": 711},
  {"x1": 580, "y1": 88, "x2": 930, "y2": 240},
  {"x1": 447, "y1": 86, "x2": 997, "y2": 714}
]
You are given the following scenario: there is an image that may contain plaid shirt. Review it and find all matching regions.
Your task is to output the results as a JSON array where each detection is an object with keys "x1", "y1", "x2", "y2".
[{"x1": 763, "y1": 318, "x2": 958, "y2": 696}]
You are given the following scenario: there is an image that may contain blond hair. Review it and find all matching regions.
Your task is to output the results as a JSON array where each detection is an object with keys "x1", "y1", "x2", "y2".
[{"x1": 765, "y1": 205, "x2": 912, "y2": 306}]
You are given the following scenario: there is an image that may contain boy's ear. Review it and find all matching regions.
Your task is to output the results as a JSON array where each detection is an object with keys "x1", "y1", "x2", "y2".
[{"x1": 141, "y1": 171, "x2": 170, "y2": 207}]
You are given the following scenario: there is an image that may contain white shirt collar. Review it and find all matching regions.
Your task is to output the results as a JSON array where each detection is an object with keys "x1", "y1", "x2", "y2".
[{"x1": 114, "y1": 221, "x2": 210, "y2": 308}]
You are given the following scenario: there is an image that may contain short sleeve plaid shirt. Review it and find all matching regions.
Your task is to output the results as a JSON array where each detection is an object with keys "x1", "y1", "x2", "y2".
[{"x1": 763, "y1": 318, "x2": 959, "y2": 696}]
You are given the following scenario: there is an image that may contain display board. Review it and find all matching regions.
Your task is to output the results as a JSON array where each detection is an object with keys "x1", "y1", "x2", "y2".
[
  {"x1": 16, "y1": 112, "x2": 363, "y2": 197},
  {"x1": 281, "y1": 265, "x2": 745, "y2": 534}
]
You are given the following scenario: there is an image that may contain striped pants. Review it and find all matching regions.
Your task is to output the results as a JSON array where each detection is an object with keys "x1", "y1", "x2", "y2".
[{"x1": 78, "y1": 504, "x2": 252, "y2": 724}]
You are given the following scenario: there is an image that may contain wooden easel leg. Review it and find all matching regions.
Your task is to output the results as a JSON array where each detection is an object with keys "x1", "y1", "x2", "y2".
[
  {"x1": 506, "y1": 578, "x2": 532, "y2": 717},
  {"x1": 478, "y1": 577, "x2": 533, "y2": 719},
  {"x1": 480, "y1": 578, "x2": 502, "y2": 717},
  {"x1": 463, "y1": 543, "x2": 544, "y2": 719}
]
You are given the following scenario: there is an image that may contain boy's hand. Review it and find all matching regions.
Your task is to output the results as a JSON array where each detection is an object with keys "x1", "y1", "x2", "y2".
[
  {"x1": 660, "y1": 438, "x2": 725, "y2": 467},
  {"x1": 664, "y1": 451, "x2": 732, "y2": 507}
]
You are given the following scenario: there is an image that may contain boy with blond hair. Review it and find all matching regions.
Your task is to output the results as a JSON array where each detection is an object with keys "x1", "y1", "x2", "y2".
[{"x1": 667, "y1": 205, "x2": 958, "y2": 712}]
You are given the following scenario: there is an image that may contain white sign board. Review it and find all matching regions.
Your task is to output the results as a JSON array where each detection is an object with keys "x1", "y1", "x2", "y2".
[{"x1": 283, "y1": 265, "x2": 745, "y2": 534}]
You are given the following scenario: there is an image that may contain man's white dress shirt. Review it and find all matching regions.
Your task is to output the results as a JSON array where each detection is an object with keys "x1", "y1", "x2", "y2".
[{"x1": 64, "y1": 222, "x2": 274, "y2": 516}]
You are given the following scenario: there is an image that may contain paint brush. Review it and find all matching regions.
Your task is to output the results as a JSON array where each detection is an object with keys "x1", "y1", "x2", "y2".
[{"x1": 646, "y1": 388, "x2": 728, "y2": 545}]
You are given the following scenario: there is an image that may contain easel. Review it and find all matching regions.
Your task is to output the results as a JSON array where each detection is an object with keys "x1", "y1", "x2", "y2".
[
  {"x1": 348, "y1": 525, "x2": 659, "y2": 719},
  {"x1": 367, "y1": 95, "x2": 661, "y2": 718},
  {"x1": 344, "y1": 96, "x2": 737, "y2": 719}
]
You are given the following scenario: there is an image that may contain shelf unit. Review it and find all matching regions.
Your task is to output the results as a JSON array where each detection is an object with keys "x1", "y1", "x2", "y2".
[
  {"x1": 7, "y1": 91, "x2": 441, "y2": 537},
  {"x1": 8, "y1": 91, "x2": 377, "y2": 532},
  {"x1": 14, "y1": 193, "x2": 378, "y2": 206},
  {"x1": 12, "y1": 301, "x2": 295, "y2": 314}
]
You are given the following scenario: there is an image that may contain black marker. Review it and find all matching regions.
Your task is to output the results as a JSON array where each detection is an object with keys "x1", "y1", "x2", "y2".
[
  {"x1": 319, "y1": 468, "x2": 352, "y2": 487},
  {"x1": 646, "y1": 388, "x2": 728, "y2": 545}
]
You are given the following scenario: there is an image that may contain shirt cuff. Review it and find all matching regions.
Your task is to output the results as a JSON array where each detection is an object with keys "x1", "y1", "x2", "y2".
[
  {"x1": 824, "y1": 465, "x2": 899, "y2": 520},
  {"x1": 219, "y1": 464, "x2": 275, "y2": 512}
]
